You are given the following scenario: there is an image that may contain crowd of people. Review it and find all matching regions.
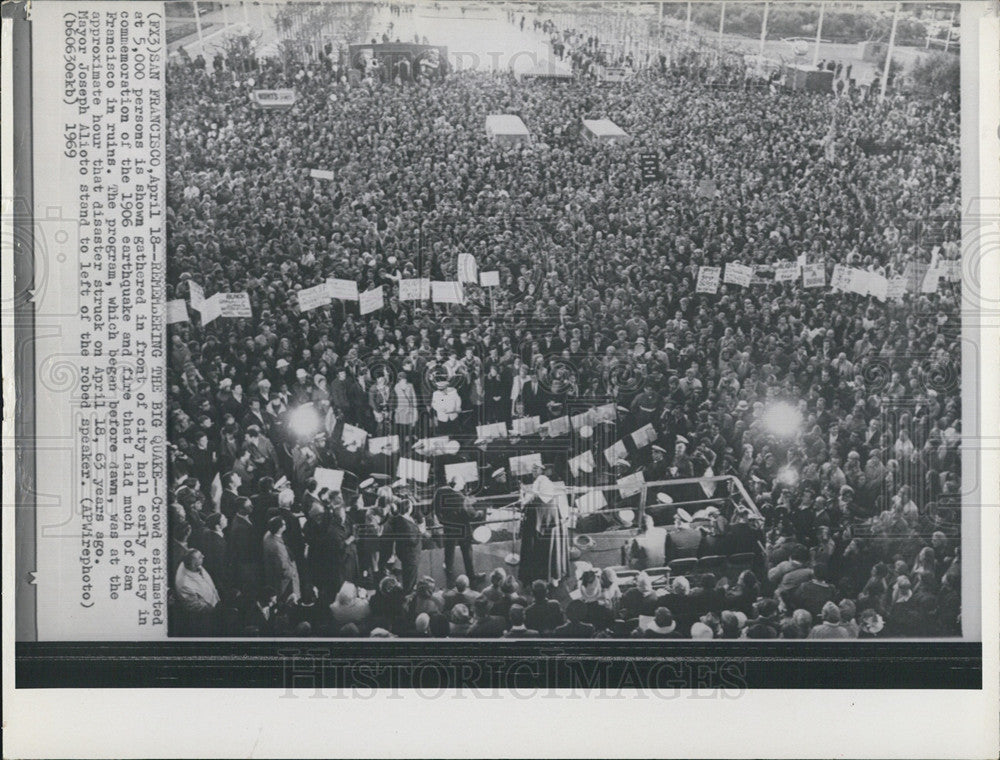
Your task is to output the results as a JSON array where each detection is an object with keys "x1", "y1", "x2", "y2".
[{"x1": 166, "y1": 7, "x2": 962, "y2": 638}]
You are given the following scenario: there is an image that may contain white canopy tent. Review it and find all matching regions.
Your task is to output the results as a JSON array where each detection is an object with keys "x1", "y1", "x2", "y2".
[
  {"x1": 581, "y1": 118, "x2": 631, "y2": 144},
  {"x1": 485, "y1": 114, "x2": 531, "y2": 145}
]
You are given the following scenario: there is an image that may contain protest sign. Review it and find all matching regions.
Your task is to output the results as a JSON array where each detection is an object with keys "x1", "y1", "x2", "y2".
[
  {"x1": 398, "y1": 278, "x2": 431, "y2": 301},
  {"x1": 509, "y1": 453, "x2": 543, "y2": 477},
  {"x1": 617, "y1": 471, "x2": 646, "y2": 498},
  {"x1": 846, "y1": 268, "x2": 870, "y2": 296},
  {"x1": 368, "y1": 435, "x2": 400, "y2": 455},
  {"x1": 695, "y1": 265, "x2": 721, "y2": 294},
  {"x1": 313, "y1": 467, "x2": 344, "y2": 493},
  {"x1": 188, "y1": 280, "x2": 205, "y2": 309},
  {"x1": 166, "y1": 299, "x2": 189, "y2": 324},
  {"x1": 431, "y1": 281, "x2": 465, "y2": 304},
  {"x1": 724, "y1": 262, "x2": 753, "y2": 288},
  {"x1": 251, "y1": 89, "x2": 296, "y2": 108},
  {"x1": 920, "y1": 267, "x2": 942, "y2": 294},
  {"x1": 310, "y1": 168, "x2": 335, "y2": 180},
  {"x1": 359, "y1": 286, "x2": 385, "y2": 315},
  {"x1": 887, "y1": 275, "x2": 907, "y2": 302},
  {"x1": 216, "y1": 292, "x2": 253, "y2": 318},
  {"x1": 802, "y1": 262, "x2": 826, "y2": 288},
  {"x1": 830, "y1": 264, "x2": 852, "y2": 291},
  {"x1": 903, "y1": 262, "x2": 929, "y2": 293},
  {"x1": 297, "y1": 282, "x2": 331, "y2": 312},
  {"x1": 773, "y1": 262, "x2": 798, "y2": 282},
  {"x1": 457, "y1": 253, "x2": 478, "y2": 283},
  {"x1": 479, "y1": 270, "x2": 500, "y2": 287},
  {"x1": 867, "y1": 271, "x2": 889, "y2": 302},
  {"x1": 696, "y1": 179, "x2": 717, "y2": 198},
  {"x1": 444, "y1": 461, "x2": 480, "y2": 484},
  {"x1": 397, "y1": 457, "x2": 431, "y2": 483},
  {"x1": 198, "y1": 294, "x2": 222, "y2": 325},
  {"x1": 327, "y1": 278, "x2": 360, "y2": 301}
]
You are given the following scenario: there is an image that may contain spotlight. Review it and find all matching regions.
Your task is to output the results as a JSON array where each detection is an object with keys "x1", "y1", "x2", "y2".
[
  {"x1": 762, "y1": 401, "x2": 803, "y2": 438},
  {"x1": 288, "y1": 403, "x2": 321, "y2": 440}
]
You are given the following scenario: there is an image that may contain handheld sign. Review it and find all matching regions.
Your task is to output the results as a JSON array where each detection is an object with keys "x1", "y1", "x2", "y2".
[
  {"x1": 867, "y1": 272, "x2": 889, "y2": 302},
  {"x1": 310, "y1": 168, "x2": 335, "y2": 180},
  {"x1": 166, "y1": 299, "x2": 189, "y2": 324},
  {"x1": 399, "y1": 278, "x2": 431, "y2": 301},
  {"x1": 802, "y1": 262, "x2": 825, "y2": 288},
  {"x1": 342, "y1": 423, "x2": 369, "y2": 450},
  {"x1": 297, "y1": 282, "x2": 332, "y2": 312},
  {"x1": 432, "y1": 281, "x2": 465, "y2": 305},
  {"x1": 359, "y1": 286, "x2": 385, "y2": 315},
  {"x1": 887, "y1": 276, "x2": 907, "y2": 302},
  {"x1": 830, "y1": 264, "x2": 852, "y2": 292},
  {"x1": 217, "y1": 292, "x2": 253, "y2": 318},
  {"x1": 773, "y1": 262, "x2": 798, "y2": 283},
  {"x1": 252, "y1": 89, "x2": 296, "y2": 108},
  {"x1": 631, "y1": 423, "x2": 657, "y2": 449},
  {"x1": 479, "y1": 270, "x2": 500, "y2": 287},
  {"x1": 327, "y1": 278, "x2": 360, "y2": 301},
  {"x1": 188, "y1": 281, "x2": 206, "y2": 309},
  {"x1": 199, "y1": 294, "x2": 223, "y2": 325},
  {"x1": 695, "y1": 266, "x2": 721, "y2": 294},
  {"x1": 723, "y1": 263, "x2": 753, "y2": 288},
  {"x1": 457, "y1": 253, "x2": 478, "y2": 283}
]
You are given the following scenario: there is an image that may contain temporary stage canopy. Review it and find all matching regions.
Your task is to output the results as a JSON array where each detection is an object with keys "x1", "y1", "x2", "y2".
[
  {"x1": 581, "y1": 118, "x2": 631, "y2": 144},
  {"x1": 485, "y1": 114, "x2": 531, "y2": 144}
]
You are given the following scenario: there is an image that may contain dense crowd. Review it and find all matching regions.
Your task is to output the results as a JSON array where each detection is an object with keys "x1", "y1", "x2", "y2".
[{"x1": 166, "y1": 11, "x2": 962, "y2": 638}]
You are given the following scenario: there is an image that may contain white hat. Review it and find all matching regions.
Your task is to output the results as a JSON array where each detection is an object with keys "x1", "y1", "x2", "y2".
[
  {"x1": 491, "y1": 468, "x2": 506, "y2": 479},
  {"x1": 579, "y1": 425, "x2": 593, "y2": 439},
  {"x1": 276, "y1": 358, "x2": 290, "y2": 370},
  {"x1": 656, "y1": 492, "x2": 674, "y2": 504},
  {"x1": 219, "y1": 378, "x2": 233, "y2": 389},
  {"x1": 675, "y1": 508, "x2": 693, "y2": 523},
  {"x1": 359, "y1": 477, "x2": 376, "y2": 490}
]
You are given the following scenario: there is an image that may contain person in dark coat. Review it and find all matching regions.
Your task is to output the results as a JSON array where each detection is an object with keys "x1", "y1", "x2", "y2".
[
  {"x1": 433, "y1": 478, "x2": 482, "y2": 584},
  {"x1": 553, "y1": 600, "x2": 595, "y2": 638},
  {"x1": 226, "y1": 497, "x2": 260, "y2": 595},
  {"x1": 467, "y1": 597, "x2": 507, "y2": 638},
  {"x1": 384, "y1": 499, "x2": 423, "y2": 594},
  {"x1": 193, "y1": 512, "x2": 229, "y2": 597}
]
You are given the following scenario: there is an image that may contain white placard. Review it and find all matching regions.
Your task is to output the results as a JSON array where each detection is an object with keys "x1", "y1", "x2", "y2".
[
  {"x1": 297, "y1": 282, "x2": 332, "y2": 312},
  {"x1": 310, "y1": 168, "x2": 335, "y2": 180},
  {"x1": 398, "y1": 277, "x2": 431, "y2": 301},
  {"x1": 199, "y1": 293, "x2": 223, "y2": 325},
  {"x1": 342, "y1": 423, "x2": 369, "y2": 449},
  {"x1": 359, "y1": 286, "x2": 385, "y2": 315},
  {"x1": 479, "y1": 270, "x2": 500, "y2": 287},
  {"x1": 511, "y1": 416, "x2": 540, "y2": 436},
  {"x1": 868, "y1": 271, "x2": 889, "y2": 302},
  {"x1": 476, "y1": 422, "x2": 508, "y2": 440},
  {"x1": 327, "y1": 278, "x2": 360, "y2": 301},
  {"x1": 217, "y1": 292, "x2": 253, "y2": 318},
  {"x1": 432, "y1": 281, "x2": 465, "y2": 304},
  {"x1": 723, "y1": 262, "x2": 753, "y2": 287},
  {"x1": 509, "y1": 453, "x2": 544, "y2": 476},
  {"x1": 568, "y1": 450, "x2": 596, "y2": 477},
  {"x1": 166, "y1": 299, "x2": 189, "y2": 324},
  {"x1": 368, "y1": 435, "x2": 401, "y2": 455},
  {"x1": 695, "y1": 265, "x2": 721, "y2": 294},
  {"x1": 631, "y1": 423, "x2": 657, "y2": 449},
  {"x1": 457, "y1": 253, "x2": 479, "y2": 283},
  {"x1": 830, "y1": 264, "x2": 852, "y2": 291},
  {"x1": 921, "y1": 267, "x2": 942, "y2": 293},
  {"x1": 617, "y1": 470, "x2": 646, "y2": 498},
  {"x1": 847, "y1": 268, "x2": 870, "y2": 296},
  {"x1": 397, "y1": 457, "x2": 432, "y2": 483},
  {"x1": 444, "y1": 461, "x2": 480, "y2": 484},
  {"x1": 188, "y1": 280, "x2": 205, "y2": 309},
  {"x1": 887, "y1": 275, "x2": 907, "y2": 302},
  {"x1": 314, "y1": 467, "x2": 345, "y2": 492},
  {"x1": 575, "y1": 489, "x2": 607, "y2": 515},
  {"x1": 773, "y1": 262, "x2": 798, "y2": 282},
  {"x1": 802, "y1": 262, "x2": 826, "y2": 288},
  {"x1": 604, "y1": 439, "x2": 629, "y2": 466}
]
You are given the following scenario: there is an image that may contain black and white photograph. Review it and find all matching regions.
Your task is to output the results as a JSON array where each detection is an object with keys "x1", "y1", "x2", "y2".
[{"x1": 163, "y1": 0, "x2": 969, "y2": 641}]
